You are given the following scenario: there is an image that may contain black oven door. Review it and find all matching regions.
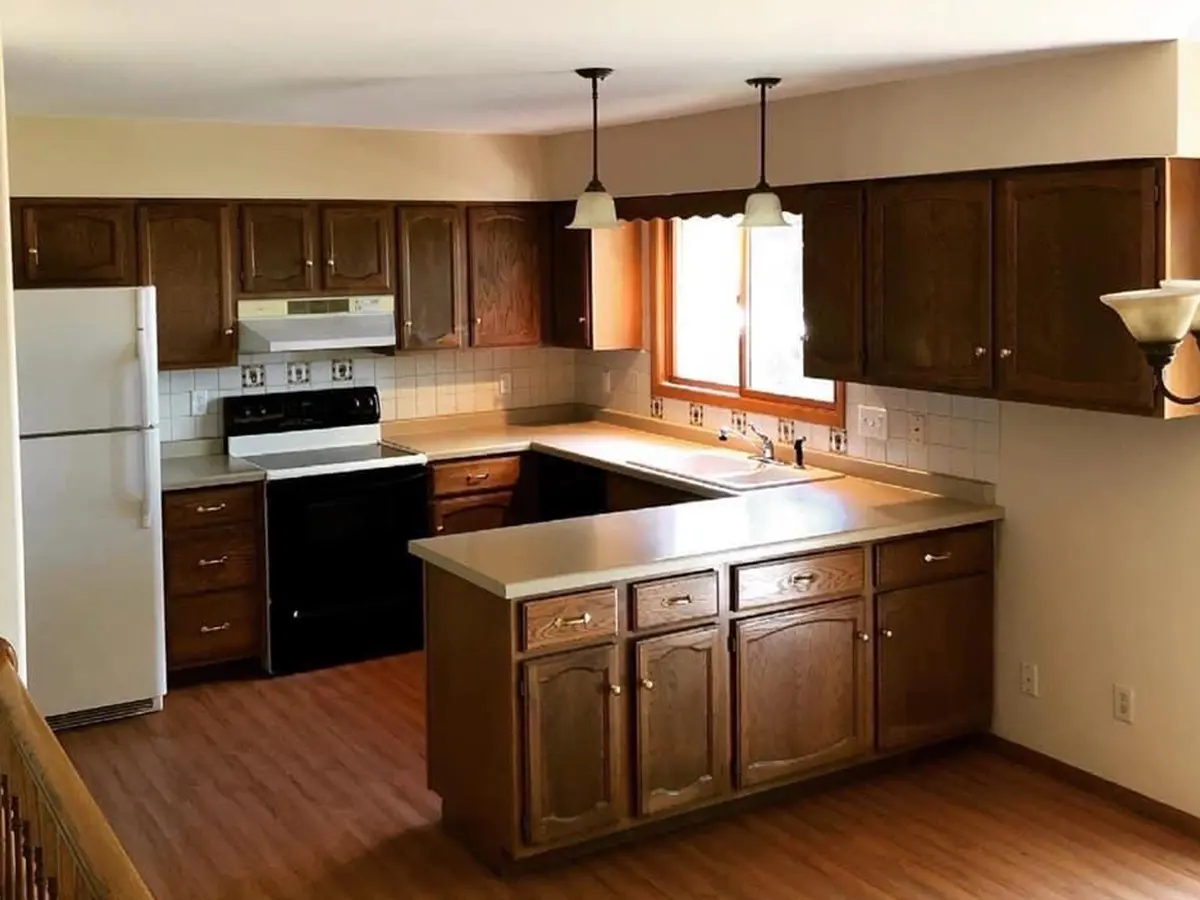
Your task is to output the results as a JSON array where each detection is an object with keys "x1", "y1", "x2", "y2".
[{"x1": 265, "y1": 465, "x2": 428, "y2": 673}]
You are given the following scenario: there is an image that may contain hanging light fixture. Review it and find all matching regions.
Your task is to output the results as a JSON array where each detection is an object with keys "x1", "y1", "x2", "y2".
[
  {"x1": 1102, "y1": 282, "x2": 1200, "y2": 404},
  {"x1": 568, "y1": 67, "x2": 619, "y2": 230},
  {"x1": 742, "y1": 76, "x2": 787, "y2": 228}
]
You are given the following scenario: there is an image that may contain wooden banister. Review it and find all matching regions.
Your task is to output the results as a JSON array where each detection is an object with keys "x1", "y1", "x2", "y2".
[{"x1": 0, "y1": 638, "x2": 155, "y2": 899}]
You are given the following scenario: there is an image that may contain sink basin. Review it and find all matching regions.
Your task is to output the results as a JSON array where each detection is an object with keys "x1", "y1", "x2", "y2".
[{"x1": 626, "y1": 453, "x2": 840, "y2": 492}]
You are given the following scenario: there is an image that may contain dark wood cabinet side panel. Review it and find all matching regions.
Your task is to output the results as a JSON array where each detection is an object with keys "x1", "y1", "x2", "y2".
[{"x1": 803, "y1": 184, "x2": 865, "y2": 380}]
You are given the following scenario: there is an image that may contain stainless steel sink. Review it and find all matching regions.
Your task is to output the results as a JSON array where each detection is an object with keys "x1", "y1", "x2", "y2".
[{"x1": 625, "y1": 453, "x2": 841, "y2": 492}]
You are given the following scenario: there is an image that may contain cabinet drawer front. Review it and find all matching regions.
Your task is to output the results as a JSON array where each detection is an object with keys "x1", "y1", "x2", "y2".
[
  {"x1": 733, "y1": 549, "x2": 864, "y2": 612},
  {"x1": 632, "y1": 572, "x2": 718, "y2": 630},
  {"x1": 875, "y1": 525, "x2": 993, "y2": 591},
  {"x1": 167, "y1": 589, "x2": 262, "y2": 669},
  {"x1": 166, "y1": 527, "x2": 259, "y2": 597},
  {"x1": 522, "y1": 588, "x2": 618, "y2": 653},
  {"x1": 163, "y1": 484, "x2": 258, "y2": 531},
  {"x1": 431, "y1": 455, "x2": 521, "y2": 497}
]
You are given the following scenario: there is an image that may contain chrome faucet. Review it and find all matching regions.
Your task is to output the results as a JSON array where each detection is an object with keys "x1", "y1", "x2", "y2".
[{"x1": 718, "y1": 424, "x2": 775, "y2": 462}]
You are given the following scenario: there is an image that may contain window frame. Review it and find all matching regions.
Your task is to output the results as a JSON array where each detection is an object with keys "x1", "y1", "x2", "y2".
[{"x1": 648, "y1": 218, "x2": 846, "y2": 428}]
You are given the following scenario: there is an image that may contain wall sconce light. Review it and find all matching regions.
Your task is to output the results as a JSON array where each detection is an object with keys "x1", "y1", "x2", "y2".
[{"x1": 1102, "y1": 281, "x2": 1200, "y2": 404}]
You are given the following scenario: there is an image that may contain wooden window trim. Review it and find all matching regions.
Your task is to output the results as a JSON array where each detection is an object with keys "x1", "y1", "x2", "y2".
[{"x1": 648, "y1": 219, "x2": 846, "y2": 428}]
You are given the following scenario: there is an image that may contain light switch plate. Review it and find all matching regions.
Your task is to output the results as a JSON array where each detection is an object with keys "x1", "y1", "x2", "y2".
[
  {"x1": 190, "y1": 389, "x2": 210, "y2": 416},
  {"x1": 498, "y1": 373, "x2": 512, "y2": 396},
  {"x1": 857, "y1": 405, "x2": 888, "y2": 441}
]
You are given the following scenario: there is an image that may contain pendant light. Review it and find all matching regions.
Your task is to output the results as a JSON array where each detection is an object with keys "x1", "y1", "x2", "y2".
[
  {"x1": 568, "y1": 67, "x2": 620, "y2": 229},
  {"x1": 742, "y1": 76, "x2": 788, "y2": 228}
]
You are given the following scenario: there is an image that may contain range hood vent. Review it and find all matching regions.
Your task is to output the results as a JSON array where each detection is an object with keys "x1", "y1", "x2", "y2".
[{"x1": 238, "y1": 295, "x2": 395, "y2": 353}]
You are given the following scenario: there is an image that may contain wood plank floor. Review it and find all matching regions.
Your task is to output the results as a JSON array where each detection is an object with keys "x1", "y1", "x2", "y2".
[{"x1": 60, "y1": 652, "x2": 1200, "y2": 900}]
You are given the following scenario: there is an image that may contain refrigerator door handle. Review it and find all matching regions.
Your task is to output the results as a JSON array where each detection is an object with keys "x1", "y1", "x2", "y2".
[
  {"x1": 141, "y1": 428, "x2": 156, "y2": 529},
  {"x1": 135, "y1": 288, "x2": 159, "y2": 431}
]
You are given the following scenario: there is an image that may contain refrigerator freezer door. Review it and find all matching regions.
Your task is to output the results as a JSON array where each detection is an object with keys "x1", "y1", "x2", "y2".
[
  {"x1": 21, "y1": 429, "x2": 166, "y2": 718},
  {"x1": 15, "y1": 287, "x2": 158, "y2": 436}
]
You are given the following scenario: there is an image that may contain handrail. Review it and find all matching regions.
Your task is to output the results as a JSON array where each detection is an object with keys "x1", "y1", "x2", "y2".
[{"x1": 0, "y1": 638, "x2": 156, "y2": 899}]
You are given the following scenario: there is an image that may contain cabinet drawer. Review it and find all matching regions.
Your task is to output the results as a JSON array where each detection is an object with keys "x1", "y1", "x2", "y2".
[
  {"x1": 733, "y1": 548, "x2": 864, "y2": 612},
  {"x1": 631, "y1": 571, "x2": 718, "y2": 630},
  {"x1": 167, "y1": 589, "x2": 262, "y2": 669},
  {"x1": 163, "y1": 484, "x2": 258, "y2": 531},
  {"x1": 166, "y1": 526, "x2": 259, "y2": 597},
  {"x1": 875, "y1": 525, "x2": 993, "y2": 591},
  {"x1": 522, "y1": 588, "x2": 618, "y2": 653},
  {"x1": 432, "y1": 455, "x2": 521, "y2": 497}
]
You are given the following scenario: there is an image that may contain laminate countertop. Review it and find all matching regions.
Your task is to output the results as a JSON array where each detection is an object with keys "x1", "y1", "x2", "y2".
[
  {"x1": 401, "y1": 422, "x2": 1003, "y2": 600},
  {"x1": 161, "y1": 454, "x2": 266, "y2": 492}
]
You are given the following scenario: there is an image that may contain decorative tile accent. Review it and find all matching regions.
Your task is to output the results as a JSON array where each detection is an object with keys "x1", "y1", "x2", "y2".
[
  {"x1": 332, "y1": 359, "x2": 354, "y2": 383},
  {"x1": 778, "y1": 418, "x2": 796, "y2": 444},
  {"x1": 240, "y1": 364, "x2": 265, "y2": 389},
  {"x1": 286, "y1": 362, "x2": 311, "y2": 386},
  {"x1": 829, "y1": 427, "x2": 848, "y2": 454},
  {"x1": 650, "y1": 397, "x2": 664, "y2": 419},
  {"x1": 731, "y1": 410, "x2": 748, "y2": 432},
  {"x1": 688, "y1": 403, "x2": 704, "y2": 427}
]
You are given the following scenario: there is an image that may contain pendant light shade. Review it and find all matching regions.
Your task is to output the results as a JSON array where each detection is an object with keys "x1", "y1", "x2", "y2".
[
  {"x1": 568, "y1": 67, "x2": 620, "y2": 230},
  {"x1": 742, "y1": 76, "x2": 788, "y2": 228}
]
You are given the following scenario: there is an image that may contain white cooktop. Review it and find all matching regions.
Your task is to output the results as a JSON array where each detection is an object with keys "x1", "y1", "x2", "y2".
[{"x1": 228, "y1": 423, "x2": 427, "y2": 480}]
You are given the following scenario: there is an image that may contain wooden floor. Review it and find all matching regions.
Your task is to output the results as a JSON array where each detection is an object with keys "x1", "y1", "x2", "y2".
[{"x1": 60, "y1": 653, "x2": 1200, "y2": 900}]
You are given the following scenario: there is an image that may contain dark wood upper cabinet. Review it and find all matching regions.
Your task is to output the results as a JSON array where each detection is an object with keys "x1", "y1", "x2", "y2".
[
  {"x1": 467, "y1": 205, "x2": 544, "y2": 348},
  {"x1": 238, "y1": 204, "x2": 317, "y2": 296},
  {"x1": 876, "y1": 574, "x2": 993, "y2": 751},
  {"x1": 734, "y1": 597, "x2": 872, "y2": 789},
  {"x1": 634, "y1": 626, "x2": 728, "y2": 817},
  {"x1": 13, "y1": 201, "x2": 136, "y2": 288},
  {"x1": 549, "y1": 203, "x2": 643, "y2": 351},
  {"x1": 996, "y1": 165, "x2": 1158, "y2": 413},
  {"x1": 398, "y1": 206, "x2": 466, "y2": 350},
  {"x1": 802, "y1": 184, "x2": 865, "y2": 381},
  {"x1": 522, "y1": 644, "x2": 624, "y2": 845},
  {"x1": 866, "y1": 178, "x2": 993, "y2": 391},
  {"x1": 321, "y1": 204, "x2": 394, "y2": 294},
  {"x1": 138, "y1": 203, "x2": 236, "y2": 370}
]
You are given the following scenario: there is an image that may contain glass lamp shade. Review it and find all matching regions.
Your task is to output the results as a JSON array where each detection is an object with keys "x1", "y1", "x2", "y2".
[
  {"x1": 567, "y1": 188, "x2": 619, "y2": 229},
  {"x1": 740, "y1": 190, "x2": 788, "y2": 228},
  {"x1": 1100, "y1": 287, "x2": 1200, "y2": 345},
  {"x1": 1161, "y1": 280, "x2": 1200, "y2": 332}
]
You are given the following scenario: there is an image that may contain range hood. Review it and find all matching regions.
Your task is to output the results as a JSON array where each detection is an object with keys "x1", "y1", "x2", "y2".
[{"x1": 238, "y1": 295, "x2": 395, "y2": 353}]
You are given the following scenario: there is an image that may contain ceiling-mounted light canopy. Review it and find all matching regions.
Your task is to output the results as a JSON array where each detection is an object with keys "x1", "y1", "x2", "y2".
[
  {"x1": 568, "y1": 67, "x2": 619, "y2": 230},
  {"x1": 742, "y1": 76, "x2": 787, "y2": 229}
]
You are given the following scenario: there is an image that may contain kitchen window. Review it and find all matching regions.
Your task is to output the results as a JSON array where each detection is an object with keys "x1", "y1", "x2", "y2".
[{"x1": 650, "y1": 214, "x2": 844, "y2": 427}]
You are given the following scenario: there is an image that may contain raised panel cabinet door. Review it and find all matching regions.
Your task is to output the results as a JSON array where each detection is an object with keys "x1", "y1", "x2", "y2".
[
  {"x1": 467, "y1": 205, "x2": 543, "y2": 347},
  {"x1": 522, "y1": 643, "x2": 624, "y2": 845},
  {"x1": 430, "y1": 491, "x2": 514, "y2": 535},
  {"x1": 238, "y1": 204, "x2": 317, "y2": 296},
  {"x1": 866, "y1": 178, "x2": 993, "y2": 391},
  {"x1": 14, "y1": 201, "x2": 136, "y2": 288},
  {"x1": 634, "y1": 626, "x2": 728, "y2": 816},
  {"x1": 321, "y1": 204, "x2": 395, "y2": 293},
  {"x1": 996, "y1": 165, "x2": 1157, "y2": 413},
  {"x1": 876, "y1": 574, "x2": 994, "y2": 751},
  {"x1": 549, "y1": 201, "x2": 591, "y2": 349},
  {"x1": 803, "y1": 184, "x2": 865, "y2": 381},
  {"x1": 398, "y1": 206, "x2": 466, "y2": 349},
  {"x1": 138, "y1": 203, "x2": 236, "y2": 370},
  {"x1": 734, "y1": 598, "x2": 872, "y2": 789}
]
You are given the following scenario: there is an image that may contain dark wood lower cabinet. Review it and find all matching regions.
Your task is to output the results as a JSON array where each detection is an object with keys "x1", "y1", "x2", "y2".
[
  {"x1": 431, "y1": 490, "x2": 515, "y2": 535},
  {"x1": 522, "y1": 644, "x2": 624, "y2": 845},
  {"x1": 734, "y1": 597, "x2": 872, "y2": 787},
  {"x1": 876, "y1": 574, "x2": 994, "y2": 750},
  {"x1": 634, "y1": 626, "x2": 728, "y2": 816}
]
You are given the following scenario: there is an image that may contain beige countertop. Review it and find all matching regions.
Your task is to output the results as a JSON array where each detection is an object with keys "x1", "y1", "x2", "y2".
[{"x1": 161, "y1": 454, "x2": 265, "y2": 492}]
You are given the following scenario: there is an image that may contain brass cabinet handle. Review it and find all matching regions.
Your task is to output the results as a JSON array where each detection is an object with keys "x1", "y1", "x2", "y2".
[
  {"x1": 1000, "y1": 348, "x2": 1013, "y2": 359},
  {"x1": 465, "y1": 472, "x2": 491, "y2": 484},
  {"x1": 923, "y1": 552, "x2": 952, "y2": 563},
  {"x1": 27, "y1": 246, "x2": 38, "y2": 258},
  {"x1": 404, "y1": 320, "x2": 414, "y2": 328},
  {"x1": 327, "y1": 258, "x2": 336, "y2": 268},
  {"x1": 880, "y1": 628, "x2": 894, "y2": 639},
  {"x1": 304, "y1": 259, "x2": 314, "y2": 268},
  {"x1": 555, "y1": 612, "x2": 592, "y2": 628},
  {"x1": 224, "y1": 327, "x2": 234, "y2": 335},
  {"x1": 578, "y1": 317, "x2": 586, "y2": 324},
  {"x1": 199, "y1": 622, "x2": 231, "y2": 634},
  {"x1": 609, "y1": 684, "x2": 622, "y2": 696},
  {"x1": 195, "y1": 503, "x2": 227, "y2": 514},
  {"x1": 661, "y1": 595, "x2": 692, "y2": 607},
  {"x1": 790, "y1": 572, "x2": 817, "y2": 587},
  {"x1": 435, "y1": 524, "x2": 445, "y2": 533},
  {"x1": 197, "y1": 555, "x2": 229, "y2": 567},
  {"x1": 639, "y1": 678, "x2": 654, "y2": 690},
  {"x1": 974, "y1": 346, "x2": 987, "y2": 357},
  {"x1": 856, "y1": 631, "x2": 871, "y2": 642}
]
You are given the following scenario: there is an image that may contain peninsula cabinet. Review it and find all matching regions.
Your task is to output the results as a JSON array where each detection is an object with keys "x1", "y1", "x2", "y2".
[
  {"x1": 12, "y1": 200, "x2": 137, "y2": 289},
  {"x1": 397, "y1": 205, "x2": 466, "y2": 349},
  {"x1": 467, "y1": 205, "x2": 545, "y2": 347}
]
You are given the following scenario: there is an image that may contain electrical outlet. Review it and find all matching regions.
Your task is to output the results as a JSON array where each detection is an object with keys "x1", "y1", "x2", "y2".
[
  {"x1": 829, "y1": 427, "x2": 847, "y2": 454},
  {"x1": 602, "y1": 370, "x2": 613, "y2": 394},
  {"x1": 189, "y1": 389, "x2": 210, "y2": 416},
  {"x1": 1113, "y1": 684, "x2": 1135, "y2": 724},
  {"x1": 908, "y1": 412, "x2": 927, "y2": 445},
  {"x1": 1020, "y1": 662, "x2": 1040, "y2": 698},
  {"x1": 857, "y1": 405, "x2": 888, "y2": 441},
  {"x1": 498, "y1": 373, "x2": 512, "y2": 396}
]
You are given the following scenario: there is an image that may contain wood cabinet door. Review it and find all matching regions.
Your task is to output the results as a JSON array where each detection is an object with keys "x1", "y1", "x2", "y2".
[
  {"x1": 549, "y1": 202, "x2": 591, "y2": 349},
  {"x1": 14, "y1": 201, "x2": 136, "y2": 288},
  {"x1": 734, "y1": 598, "x2": 872, "y2": 788},
  {"x1": 876, "y1": 574, "x2": 994, "y2": 751},
  {"x1": 522, "y1": 643, "x2": 624, "y2": 845},
  {"x1": 431, "y1": 491, "x2": 514, "y2": 535},
  {"x1": 238, "y1": 204, "x2": 317, "y2": 295},
  {"x1": 398, "y1": 206, "x2": 466, "y2": 349},
  {"x1": 996, "y1": 165, "x2": 1157, "y2": 413},
  {"x1": 139, "y1": 203, "x2": 236, "y2": 370},
  {"x1": 321, "y1": 204, "x2": 394, "y2": 293},
  {"x1": 866, "y1": 178, "x2": 993, "y2": 391},
  {"x1": 634, "y1": 626, "x2": 728, "y2": 816},
  {"x1": 467, "y1": 205, "x2": 543, "y2": 347},
  {"x1": 803, "y1": 184, "x2": 865, "y2": 381}
]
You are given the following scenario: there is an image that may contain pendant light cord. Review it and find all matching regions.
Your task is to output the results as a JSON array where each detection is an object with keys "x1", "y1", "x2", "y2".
[
  {"x1": 591, "y1": 75, "x2": 601, "y2": 188},
  {"x1": 757, "y1": 80, "x2": 768, "y2": 191}
]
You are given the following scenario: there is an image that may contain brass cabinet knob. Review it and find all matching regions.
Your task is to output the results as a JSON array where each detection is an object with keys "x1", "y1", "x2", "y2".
[
  {"x1": 856, "y1": 631, "x2": 871, "y2": 642},
  {"x1": 224, "y1": 327, "x2": 234, "y2": 335},
  {"x1": 639, "y1": 678, "x2": 654, "y2": 690},
  {"x1": 880, "y1": 628, "x2": 894, "y2": 639},
  {"x1": 1000, "y1": 348, "x2": 1013, "y2": 359},
  {"x1": 578, "y1": 317, "x2": 586, "y2": 324},
  {"x1": 435, "y1": 524, "x2": 445, "y2": 533},
  {"x1": 476, "y1": 317, "x2": 483, "y2": 325},
  {"x1": 609, "y1": 684, "x2": 622, "y2": 696},
  {"x1": 974, "y1": 346, "x2": 987, "y2": 357},
  {"x1": 304, "y1": 259, "x2": 314, "y2": 267}
]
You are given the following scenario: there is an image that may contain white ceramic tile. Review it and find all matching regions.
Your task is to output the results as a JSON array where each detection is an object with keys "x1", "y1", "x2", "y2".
[
  {"x1": 393, "y1": 356, "x2": 415, "y2": 377},
  {"x1": 927, "y1": 393, "x2": 953, "y2": 416},
  {"x1": 169, "y1": 371, "x2": 194, "y2": 393},
  {"x1": 848, "y1": 433, "x2": 866, "y2": 459},
  {"x1": 218, "y1": 367, "x2": 242, "y2": 390},
  {"x1": 951, "y1": 395, "x2": 975, "y2": 419},
  {"x1": 951, "y1": 418, "x2": 975, "y2": 450},
  {"x1": 416, "y1": 390, "x2": 437, "y2": 418},
  {"x1": 878, "y1": 386, "x2": 906, "y2": 410},
  {"x1": 809, "y1": 424, "x2": 831, "y2": 453},
  {"x1": 169, "y1": 393, "x2": 193, "y2": 418},
  {"x1": 352, "y1": 358, "x2": 376, "y2": 380},
  {"x1": 975, "y1": 452, "x2": 999, "y2": 483},
  {"x1": 377, "y1": 395, "x2": 397, "y2": 420},
  {"x1": 196, "y1": 415, "x2": 220, "y2": 439},
  {"x1": 493, "y1": 348, "x2": 512, "y2": 368},
  {"x1": 906, "y1": 442, "x2": 928, "y2": 471},
  {"x1": 511, "y1": 388, "x2": 532, "y2": 408},
  {"x1": 376, "y1": 376, "x2": 396, "y2": 397},
  {"x1": 845, "y1": 383, "x2": 868, "y2": 406},
  {"x1": 472, "y1": 349, "x2": 494, "y2": 371},
  {"x1": 512, "y1": 368, "x2": 532, "y2": 392},
  {"x1": 475, "y1": 385, "x2": 498, "y2": 411},
  {"x1": 866, "y1": 438, "x2": 887, "y2": 462},
  {"x1": 417, "y1": 374, "x2": 436, "y2": 390},
  {"x1": 455, "y1": 387, "x2": 477, "y2": 413},
  {"x1": 435, "y1": 352, "x2": 457, "y2": 374},
  {"x1": 885, "y1": 438, "x2": 908, "y2": 467},
  {"x1": 158, "y1": 391, "x2": 171, "y2": 418},
  {"x1": 974, "y1": 397, "x2": 1000, "y2": 423},
  {"x1": 265, "y1": 363, "x2": 287, "y2": 388},
  {"x1": 395, "y1": 387, "x2": 417, "y2": 420},
  {"x1": 415, "y1": 354, "x2": 437, "y2": 375},
  {"x1": 905, "y1": 390, "x2": 929, "y2": 414},
  {"x1": 455, "y1": 351, "x2": 475, "y2": 372},
  {"x1": 157, "y1": 372, "x2": 172, "y2": 393},
  {"x1": 436, "y1": 387, "x2": 457, "y2": 415},
  {"x1": 928, "y1": 415, "x2": 952, "y2": 446},
  {"x1": 662, "y1": 398, "x2": 689, "y2": 425},
  {"x1": 310, "y1": 360, "x2": 332, "y2": 385},
  {"x1": 242, "y1": 385, "x2": 267, "y2": 395},
  {"x1": 974, "y1": 421, "x2": 1000, "y2": 454},
  {"x1": 193, "y1": 369, "x2": 219, "y2": 391},
  {"x1": 887, "y1": 410, "x2": 909, "y2": 439},
  {"x1": 454, "y1": 371, "x2": 474, "y2": 388},
  {"x1": 172, "y1": 417, "x2": 198, "y2": 441},
  {"x1": 928, "y1": 444, "x2": 952, "y2": 474},
  {"x1": 950, "y1": 448, "x2": 975, "y2": 478},
  {"x1": 159, "y1": 418, "x2": 173, "y2": 442}
]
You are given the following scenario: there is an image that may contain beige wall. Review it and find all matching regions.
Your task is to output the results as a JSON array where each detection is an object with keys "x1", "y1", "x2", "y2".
[
  {"x1": 7, "y1": 117, "x2": 548, "y2": 200},
  {"x1": 1180, "y1": 41, "x2": 1200, "y2": 156},
  {"x1": 546, "y1": 42, "x2": 1181, "y2": 198},
  {"x1": 0, "y1": 34, "x2": 28, "y2": 670}
]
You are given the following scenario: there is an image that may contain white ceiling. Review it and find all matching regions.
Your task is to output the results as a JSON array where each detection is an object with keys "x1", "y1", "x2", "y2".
[{"x1": 3, "y1": 1, "x2": 1200, "y2": 134}]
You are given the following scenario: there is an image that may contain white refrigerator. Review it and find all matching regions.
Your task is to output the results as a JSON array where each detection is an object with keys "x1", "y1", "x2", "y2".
[{"x1": 15, "y1": 286, "x2": 166, "y2": 726}]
